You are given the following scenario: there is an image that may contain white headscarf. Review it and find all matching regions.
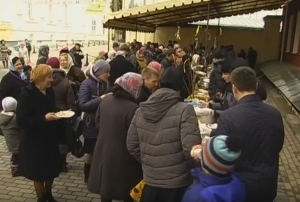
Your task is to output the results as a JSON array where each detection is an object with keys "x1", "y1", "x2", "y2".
[{"x1": 60, "y1": 54, "x2": 74, "y2": 73}]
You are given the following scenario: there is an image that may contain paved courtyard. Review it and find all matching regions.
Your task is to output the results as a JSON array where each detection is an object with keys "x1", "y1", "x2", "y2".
[{"x1": 0, "y1": 75, "x2": 300, "y2": 201}]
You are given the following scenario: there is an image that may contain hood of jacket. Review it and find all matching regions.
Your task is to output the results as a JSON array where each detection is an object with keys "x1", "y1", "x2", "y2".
[
  {"x1": 0, "y1": 112, "x2": 14, "y2": 126},
  {"x1": 139, "y1": 88, "x2": 181, "y2": 123},
  {"x1": 52, "y1": 69, "x2": 66, "y2": 86}
]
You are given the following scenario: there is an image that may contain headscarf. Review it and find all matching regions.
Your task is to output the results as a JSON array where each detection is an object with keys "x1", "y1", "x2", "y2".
[
  {"x1": 60, "y1": 54, "x2": 74, "y2": 73},
  {"x1": 115, "y1": 73, "x2": 143, "y2": 99},
  {"x1": 148, "y1": 61, "x2": 162, "y2": 73},
  {"x1": 116, "y1": 50, "x2": 126, "y2": 57},
  {"x1": 106, "y1": 50, "x2": 116, "y2": 62},
  {"x1": 9, "y1": 59, "x2": 27, "y2": 80}
]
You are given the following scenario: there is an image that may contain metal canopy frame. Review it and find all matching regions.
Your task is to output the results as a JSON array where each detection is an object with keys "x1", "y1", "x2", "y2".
[{"x1": 103, "y1": 0, "x2": 284, "y2": 32}]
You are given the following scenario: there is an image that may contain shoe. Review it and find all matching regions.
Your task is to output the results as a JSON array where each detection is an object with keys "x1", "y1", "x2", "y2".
[
  {"x1": 44, "y1": 191, "x2": 58, "y2": 202},
  {"x1": 84, "y1": 163, "x2": 91, "y2": 184},
  {"x1": 11, "y1": 164, "x2": 20, "y2": 177}
]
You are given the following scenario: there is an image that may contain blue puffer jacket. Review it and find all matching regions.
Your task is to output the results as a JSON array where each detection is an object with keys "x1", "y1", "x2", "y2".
[
  {"x1": 78, "y1": 70, "x2": 109, "y2": 139},
  {"x1": 182, "y1": 168, "x2": 245, "y2": 202}
]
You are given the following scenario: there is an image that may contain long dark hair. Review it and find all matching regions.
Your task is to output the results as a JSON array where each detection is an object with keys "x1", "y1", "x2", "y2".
[{"x1": 113, "y1": 84, "x2": 135, "y2": 102}]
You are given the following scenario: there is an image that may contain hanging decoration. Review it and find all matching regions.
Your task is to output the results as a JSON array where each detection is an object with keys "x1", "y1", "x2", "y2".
[
  {"x1": 175, "y1": 26, "x2": 180, "y2": 40},
  {"x1": 194, "y1": 25, "x2": 201, "y2": 37}
]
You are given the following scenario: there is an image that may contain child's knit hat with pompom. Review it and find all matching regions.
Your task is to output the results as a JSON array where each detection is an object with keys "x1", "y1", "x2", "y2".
[{"x1": 201, "y1": 135, "x2": 241, "y2": 177}]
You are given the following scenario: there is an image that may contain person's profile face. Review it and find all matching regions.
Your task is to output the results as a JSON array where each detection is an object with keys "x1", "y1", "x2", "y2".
[
  {"x1": 144, "y1": 75, "x2": 159, "y2": 91},
  {"x1": 222, "y1": 73, "x2": 231, "y2": 83}
]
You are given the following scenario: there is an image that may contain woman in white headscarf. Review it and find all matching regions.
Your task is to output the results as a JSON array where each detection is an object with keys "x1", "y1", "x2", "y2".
[
  {"x1": 0, "y1": 57, "x2": 27, "y2": 109},
  {"x1": 59, "y1": 53, "x2": 86, "y2": 94}
]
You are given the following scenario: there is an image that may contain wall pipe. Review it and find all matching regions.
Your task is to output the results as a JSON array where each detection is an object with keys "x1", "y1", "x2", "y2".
[{"x1": 280, "y1": 0, "x2": 289, "y2": 62}]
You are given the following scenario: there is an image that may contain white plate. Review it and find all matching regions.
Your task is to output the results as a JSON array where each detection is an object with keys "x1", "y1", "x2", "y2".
[{"x1": 55, "y1": 111, "x2": 75, "y2": 118}]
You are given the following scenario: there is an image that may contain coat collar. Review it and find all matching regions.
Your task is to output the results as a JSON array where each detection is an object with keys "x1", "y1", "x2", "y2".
[
  {"x1": 237, "y1": 94, "x2": 261, "y2": 104},
  {"x1": 192, "y1": 168, "x2": 231, "y2": 188}
]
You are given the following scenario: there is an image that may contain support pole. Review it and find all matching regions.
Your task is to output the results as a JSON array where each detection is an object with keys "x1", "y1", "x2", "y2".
[
  {"x1": 108, "y1": 27, "x2": 111, "y2": 51},
  {"x1": 135, "y1": 23, "x2": 138, "y2": 41},
  {"x1": 280, "y1": 1, "x2": 289, "y2": 62}
]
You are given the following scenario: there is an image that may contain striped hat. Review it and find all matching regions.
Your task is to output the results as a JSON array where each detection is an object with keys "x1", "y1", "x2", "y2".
[{"x1": 201, "y1": 135, "x2": 241, "y2": 177}]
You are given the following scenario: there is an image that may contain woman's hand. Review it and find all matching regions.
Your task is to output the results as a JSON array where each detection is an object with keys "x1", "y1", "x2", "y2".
[{"x1": 45, "y1": 113, "x2": 60, "y2": 121}]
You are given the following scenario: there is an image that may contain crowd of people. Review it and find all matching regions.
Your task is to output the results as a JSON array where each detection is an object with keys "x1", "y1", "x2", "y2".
[{"x1": 0, "y1": 39, "x2": 284, "y2": 202}]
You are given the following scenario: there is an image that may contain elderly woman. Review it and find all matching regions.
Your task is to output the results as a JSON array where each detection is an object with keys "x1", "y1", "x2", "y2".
[
  {"x1": 0, "y1": 57, "x2": 27, "y2": 109},
  {"x1": 47, "y1": 57, "x2": 76, "y2": 172},
  {"x1": 16, "y1": 64, "x2": 63, "y2": 202},
  {"x1": 59, "y1": 53, "x2": 86, "y2": 94},
  {"x1": 78, "y1": 60, "x2": 110, "y2": 183},
  {"x1": 87, "y1": 72, "x2": 143, "y2": 202}
]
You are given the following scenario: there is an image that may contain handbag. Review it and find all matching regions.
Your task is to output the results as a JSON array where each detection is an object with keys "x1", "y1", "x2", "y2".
[{"x1": 67, "y1": 116, "x2": 84, "y2": 158}]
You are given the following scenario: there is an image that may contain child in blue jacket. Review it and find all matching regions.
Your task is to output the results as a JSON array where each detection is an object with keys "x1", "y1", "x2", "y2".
[{"x1": 182, "y1": 135, "x2": 245, "y2": 202}]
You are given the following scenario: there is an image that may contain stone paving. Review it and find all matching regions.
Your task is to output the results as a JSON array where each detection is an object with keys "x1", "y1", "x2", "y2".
[{"x1": 0, "y1": 78, "x2": 300, "y2": 201}]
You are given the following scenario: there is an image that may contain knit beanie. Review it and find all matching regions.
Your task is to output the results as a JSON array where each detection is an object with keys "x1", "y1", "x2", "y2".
[
  {"x1": 92, "y1": 60, "x2": 111, "y2": 77},
  {"x1": 2, "y1": 97, "x2": 17, "y2": 112},
  {"x1": 201, "y1": 135, "x2": 241, "y2": 177},
  {"x1": 46, "y1": 57, "x2": 60, "y2": 69},
  {"x1": 148, "y1": 61, "x2": 162, "y2": 73}
]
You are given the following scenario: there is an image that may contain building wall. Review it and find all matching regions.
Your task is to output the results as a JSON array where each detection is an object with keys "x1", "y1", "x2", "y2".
[
  {"x1": 282, "y1": 0, "x2": 300, "y2": 67},
  {"x1": 0, "y1": 0, "x2": 108, "y2": 44},
  {"x1": 154, "y1": 20, "x2": 281, "y2": 64}
]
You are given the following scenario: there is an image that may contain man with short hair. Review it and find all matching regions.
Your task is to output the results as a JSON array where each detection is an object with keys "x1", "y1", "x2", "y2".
[
  {"x1": 120, "y1": 44, "x2": 139, "y2": 72},
  {"x1": 127, "y1": 67, "x2": 201, "y2": 202},
  {"x1": 112, "y1": 42, "x2": 119, "y2": 51},
  {"x1": 214, "y1": 66, "x2": 284, "y2": 202},
  {"x1": 136, "y1": 67, "x2": 159, "y2": 103},
  {"x1": 160, "y1": 48, "x2": 175, "y2": 69}
]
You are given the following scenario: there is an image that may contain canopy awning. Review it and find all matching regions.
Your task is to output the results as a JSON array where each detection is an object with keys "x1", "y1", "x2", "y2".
[{"x1": 103, "y1": 0, "x2": 285, "y2": 32}]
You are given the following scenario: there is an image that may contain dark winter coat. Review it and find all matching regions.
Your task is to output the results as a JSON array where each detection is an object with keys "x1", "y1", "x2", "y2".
[
  {"x1": 136, "y1": 85, "x2": 151, "y2": 104},
  {"x1": 16, "y1": 83, "x2": 63, "y2": 181},
  {"x1": 108, "y1": 55, "x2": 135, "y2": 87},
  {"x1": 214, "y1": 94, "x2": 284, "y2": 202},
  {"x1": 66, "y1": 65, "x2": 86, "y2": 94},
  {"x1": 52, "y1": 69, "x2": 75, "y2": 111},
  {"x1": 0, "y1": 112, "x2": 20, "y2": 153},
  {"x1": 87, "y1": 94, "x2": 143, "y2": 200},
  {"x1": 70, "y1": 48, "x2": 84, "y2": 68},
  {"x1": 78, "y1": 72, "x2": 109, "y2": 139},
  {"x1": 208, "y1": 62, "x2": 226, "y2": 97},
  {"x1": 0, "y1": 71, "x2": 27, "y2": 110}
]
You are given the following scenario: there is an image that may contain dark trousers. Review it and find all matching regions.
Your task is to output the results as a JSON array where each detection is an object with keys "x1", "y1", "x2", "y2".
[
  {"x1": 140, "y1": 184, "x2": 187, "y2": 202},
  {"x1": 11, "y1": 153, "x2": 19, "y2": 165},
  {"x1": 28, "y1": 51, "x2": 31, "y2": 61}
]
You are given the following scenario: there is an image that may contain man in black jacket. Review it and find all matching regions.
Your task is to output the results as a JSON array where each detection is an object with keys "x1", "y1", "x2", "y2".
[{"x1": 214, "y1": 66, "x2": 284, "y2": 202}]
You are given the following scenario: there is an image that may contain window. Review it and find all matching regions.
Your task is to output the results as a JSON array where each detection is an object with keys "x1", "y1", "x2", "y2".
[
  {"x1": 292, "y1": 12, "x2": 300, "y2": 53},
  {"x1": 286, "y1": 15, "x2": 294, "y2": 52},
  {"x1": 28, "y1": 1, "x2": 33, "y2": 19},
  {"x1": 92, "y1": 20, "x2": 96, "y2": 32}
]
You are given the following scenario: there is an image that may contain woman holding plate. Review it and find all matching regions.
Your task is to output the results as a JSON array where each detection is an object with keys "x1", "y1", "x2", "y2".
[{"x1": 16, "y1": 64, "x2": 63, "y2": 202}]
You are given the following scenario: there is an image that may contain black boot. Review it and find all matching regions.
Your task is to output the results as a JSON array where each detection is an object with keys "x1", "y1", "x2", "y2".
[
  {"x1": 60, "y1": 154, "x2": 68, "y2": 172},
  {"x1": 37, "y1": 197, "x2": 47, "y2": 202},
  {"x1": 84, "y1": 163, "x2": 91, "y2": 183},
  {"x1": 44, "y1": 191, "x2": 58, "y2": 202}
]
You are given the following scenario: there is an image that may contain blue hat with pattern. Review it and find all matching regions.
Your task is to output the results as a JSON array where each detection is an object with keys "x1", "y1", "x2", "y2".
[{"x1": 201, "y1": 135, "x2": 241, "y2": 177}]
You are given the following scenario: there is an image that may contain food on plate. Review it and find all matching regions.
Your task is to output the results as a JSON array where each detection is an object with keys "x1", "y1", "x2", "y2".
[{"x1": 55, "y1": 110, "x2": 75, "y2": 118}]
